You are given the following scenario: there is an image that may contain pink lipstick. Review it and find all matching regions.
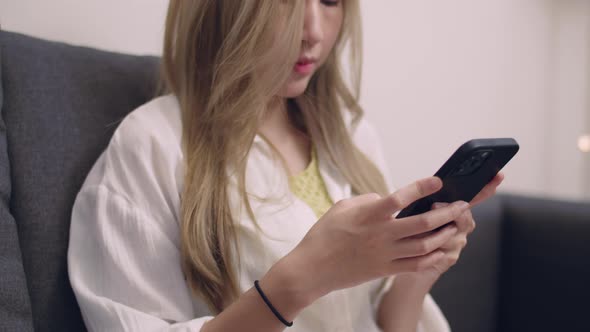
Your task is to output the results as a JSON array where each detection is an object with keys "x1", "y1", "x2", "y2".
[{"x1": 294, "y1": 57, "x2": 316, "y2": 75}]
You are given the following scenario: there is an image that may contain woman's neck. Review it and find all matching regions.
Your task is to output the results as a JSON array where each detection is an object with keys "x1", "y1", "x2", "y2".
[
  {"x1": 259, "y1": 98, "x2": 292, "y2": 141},
  {"x1": 258, "y1": 98, "x2": 312, "y2": 176}
]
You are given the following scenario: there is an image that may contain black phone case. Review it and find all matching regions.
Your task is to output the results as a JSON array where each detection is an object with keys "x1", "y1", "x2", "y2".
[{"x1": 395, "y1": 138, "x2": 519, "y2": 219}]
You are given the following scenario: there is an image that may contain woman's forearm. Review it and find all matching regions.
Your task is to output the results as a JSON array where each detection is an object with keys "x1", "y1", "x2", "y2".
[
  {"x1": 201, "y1": 254, "x2": 318, "y2": 332},
  {"x1": 376, "y1": 275, "x2": 436, "y2": 332}
]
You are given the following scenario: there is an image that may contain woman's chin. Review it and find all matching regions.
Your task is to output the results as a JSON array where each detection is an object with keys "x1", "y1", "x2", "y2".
[{"x1": 276, "y1": 75, "x2": 313, "y2": 98}]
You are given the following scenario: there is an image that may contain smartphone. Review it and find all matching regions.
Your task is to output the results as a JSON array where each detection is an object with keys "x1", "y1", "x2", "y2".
[{"x1": 395, "y1": 138, "x2": 519, "y2": 219}]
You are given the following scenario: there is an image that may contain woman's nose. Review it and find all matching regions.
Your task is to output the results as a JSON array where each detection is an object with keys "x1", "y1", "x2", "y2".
[{"x1": 303, "y1": 1, "x2": 324, "y2": 48}]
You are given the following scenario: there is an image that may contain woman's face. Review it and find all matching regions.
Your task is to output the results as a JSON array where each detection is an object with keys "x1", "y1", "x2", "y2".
[{"x1": 277, "y1": 0, "x2": 344, "y2": 98}]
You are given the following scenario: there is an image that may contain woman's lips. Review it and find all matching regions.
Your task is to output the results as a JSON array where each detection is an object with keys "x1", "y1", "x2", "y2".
[{"x1": 294, "y1": 59, "x2": 316, "y2": 75}]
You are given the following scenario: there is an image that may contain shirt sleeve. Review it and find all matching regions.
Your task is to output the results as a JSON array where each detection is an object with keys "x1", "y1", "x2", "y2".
[
  {"x1": 67, "y1": 104, "x2": 214, "y2": 331},
  {"x1": 68, "y1": 184, "x2": 214, "y2": 331},
  {"x1": 416, "y1": 294, "x2": 451, "y2": 332}
]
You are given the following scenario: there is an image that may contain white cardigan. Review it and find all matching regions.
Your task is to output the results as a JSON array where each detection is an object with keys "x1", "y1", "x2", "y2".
[{"x1": 67, "y1": 95, "x2": 450, "y2": 332}]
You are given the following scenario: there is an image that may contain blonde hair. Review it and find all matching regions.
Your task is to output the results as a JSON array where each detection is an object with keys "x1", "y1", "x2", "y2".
[{"x1": 161, "y1": 0, "x2": 388, "y2": 314}]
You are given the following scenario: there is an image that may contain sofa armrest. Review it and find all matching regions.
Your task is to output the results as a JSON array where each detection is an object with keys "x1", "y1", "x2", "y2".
[{"x1": 498, "y1": 194, "x2": 590, "y2": 331}]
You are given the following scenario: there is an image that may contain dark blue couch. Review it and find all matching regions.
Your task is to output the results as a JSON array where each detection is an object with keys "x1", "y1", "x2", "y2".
[{"x1": 1, "y1": 30, "x2": 589, "y2": 332}]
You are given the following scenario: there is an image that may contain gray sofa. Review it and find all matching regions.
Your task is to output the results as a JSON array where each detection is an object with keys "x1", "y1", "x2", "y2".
[{"x1": 1, "y1": 30, "x2": 589, "y2": 332}]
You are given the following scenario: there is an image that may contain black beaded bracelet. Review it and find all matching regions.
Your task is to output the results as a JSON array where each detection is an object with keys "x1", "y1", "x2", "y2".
[{"x1": 254, "y1": 280, "x2": 294, "y2": 327}]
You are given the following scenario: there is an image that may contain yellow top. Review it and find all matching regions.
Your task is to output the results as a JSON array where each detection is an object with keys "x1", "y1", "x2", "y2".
[{"x1": 289, "y1": 146, "x2": 334, "y2": 218}]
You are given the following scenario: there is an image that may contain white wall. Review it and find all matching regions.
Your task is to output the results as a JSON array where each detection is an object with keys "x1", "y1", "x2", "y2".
[
  {"x1": 0, "y1": 0, "x2": 167, "y2": 55},
  {"x1": 362, "y1": 0, "x2": 552, "y2": 198},
  {"x1": 546, "y1": 0, "x2": 590, "y2": 200},
  {"x1": 1, "y1": 0, "x2": 589, "y2": 201},
  {"x1": 361, "y1": 0, "x2": 590, "y2": 201}
]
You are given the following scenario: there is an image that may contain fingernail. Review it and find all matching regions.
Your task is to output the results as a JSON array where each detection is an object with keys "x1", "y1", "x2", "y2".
[
  {"x1": 428, "y1": 177, "x2": 442, "y2": 191},
  {"x1": 431, "y1": 177, "x2": 442, "y2": 190}
]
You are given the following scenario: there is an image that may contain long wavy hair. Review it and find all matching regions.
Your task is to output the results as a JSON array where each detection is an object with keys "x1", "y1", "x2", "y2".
[{"x1": 161, "y1": 0, "x2": 388, "y2": 314}]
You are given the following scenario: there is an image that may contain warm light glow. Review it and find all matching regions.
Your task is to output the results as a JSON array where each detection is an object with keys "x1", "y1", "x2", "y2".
[{"x1": 579, "y1": 135, "x2": 590, "y2": 153}]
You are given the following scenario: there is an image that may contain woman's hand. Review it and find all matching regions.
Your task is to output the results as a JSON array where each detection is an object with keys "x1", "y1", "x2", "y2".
[
  {"x1": 395, "y1": 172, "x2": 505, "y2": 285},
  {"x1": 276, "y1": 176, "x2": 469, "y2": 306}
]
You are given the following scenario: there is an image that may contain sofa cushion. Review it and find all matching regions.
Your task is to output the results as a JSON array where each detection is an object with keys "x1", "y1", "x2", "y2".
[
  {"x1": 0, "y1": 31, "x2": 35, "y2": 332},
  {"x1": 498, "y1": 194, "x2": 590, "y2": 331},
  {"x1": 0, "y1": 30, "x2": 159, "y2": 331}
]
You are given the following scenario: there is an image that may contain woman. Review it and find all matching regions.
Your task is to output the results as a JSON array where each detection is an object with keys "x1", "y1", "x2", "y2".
[{"x1": 68, "y1": 1, "x2": 503, "y2": 331}]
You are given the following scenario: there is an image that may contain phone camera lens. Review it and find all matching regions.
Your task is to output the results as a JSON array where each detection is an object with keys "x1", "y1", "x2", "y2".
[{"x1": 479, "y1": 150, "x2": 494, "y2": 161}]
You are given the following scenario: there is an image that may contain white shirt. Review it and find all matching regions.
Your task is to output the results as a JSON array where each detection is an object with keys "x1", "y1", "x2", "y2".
[{"x1": 68, "y1": 95, "x2": 450, "y2": 332}]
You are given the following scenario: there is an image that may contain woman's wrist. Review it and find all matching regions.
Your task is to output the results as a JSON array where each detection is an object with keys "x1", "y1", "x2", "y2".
[
  {"x1": 258, "y1": 252, "x2": 323, "y2": 320},
  {"x1": 378, "y1": 274, "x2": 435, "y2": 332},
  {"x1": 393, "y1": 272, "x2": 439, "y2": 294}
]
